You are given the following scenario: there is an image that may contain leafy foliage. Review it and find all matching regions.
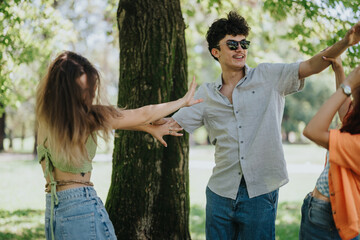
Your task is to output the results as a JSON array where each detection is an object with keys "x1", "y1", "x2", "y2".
[
  {"x1": 182, "y1": 0, "x2": 357, "y2": 141},
  {"x1": 263, "y1": 0, "x2": 360, "y2": 69},
  {"x1": 0, "y1": 0, "x2": 75, "y2": 114}
]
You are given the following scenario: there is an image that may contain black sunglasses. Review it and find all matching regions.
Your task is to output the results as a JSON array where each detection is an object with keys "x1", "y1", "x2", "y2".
[{"x1": 224, "y1": 39, "x2": 251, "y2": 50}]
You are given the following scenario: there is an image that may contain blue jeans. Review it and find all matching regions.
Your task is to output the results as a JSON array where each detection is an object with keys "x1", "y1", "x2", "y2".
[
  {"x1": 45, "y1": 187, "x2": 116, "y2": 240},
  {"x1": 299, "y1": 192, "x2": 359, "y2": 240},
  {"x1": 206, "y1": 178, "x2": 279, "y2": 240}
]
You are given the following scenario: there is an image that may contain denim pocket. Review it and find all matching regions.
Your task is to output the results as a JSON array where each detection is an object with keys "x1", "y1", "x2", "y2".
[
  {"x1": 308, "y1": 203, "x2": 334, "y2": 230},
  {"x1": 60, "y1": 212, "x2": 96, "y2": 240},
  {"x1": 58, "y1": 199, "x2": 97, "y2": 240}
]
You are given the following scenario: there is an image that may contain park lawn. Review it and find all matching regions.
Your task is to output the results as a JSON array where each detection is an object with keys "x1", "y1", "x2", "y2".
[
  {"x1": 0, "y1": 143, "x2": 325, "y2": 239},
  {"x1": 0, "y1": 203, "x2": 301, "y2": 240}
]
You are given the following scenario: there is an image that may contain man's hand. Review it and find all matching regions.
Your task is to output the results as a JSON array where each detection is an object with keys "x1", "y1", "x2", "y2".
[{"x1": 344, "y1": 21, "x2": 360, "y2": 47}]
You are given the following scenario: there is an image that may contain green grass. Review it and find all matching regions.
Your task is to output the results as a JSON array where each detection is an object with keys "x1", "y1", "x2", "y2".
[
  {"x1": 0, "y1": 203, "x2": 302, "y2": 240},
  {"x1": 0, "y1": 209, "x2": 44, "y2": 240},
  {"x1": 189, "y1": 202, "x2": 302, "y2": 240},
  {"x1": 276, "y1": 202, "x2": 301, "y2": 240}
]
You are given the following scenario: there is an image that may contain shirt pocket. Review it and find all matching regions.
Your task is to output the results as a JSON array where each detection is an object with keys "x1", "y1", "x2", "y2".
[{"x1": 240, "y1": 86, "x2": 270, "y2": 118}]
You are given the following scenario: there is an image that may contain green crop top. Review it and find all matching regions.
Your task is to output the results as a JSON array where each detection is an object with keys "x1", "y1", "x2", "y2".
[{"x1": 36, "y1": 134, "x2": 97, "y2": 240}]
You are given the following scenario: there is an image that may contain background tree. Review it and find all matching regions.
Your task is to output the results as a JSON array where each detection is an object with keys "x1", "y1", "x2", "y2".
[
  {"x1": 105, "y1": 0, "x2": 191, "y2": 239},
  {"x1": 0, "y1": 0, "x2": 75, "y2": 152}
]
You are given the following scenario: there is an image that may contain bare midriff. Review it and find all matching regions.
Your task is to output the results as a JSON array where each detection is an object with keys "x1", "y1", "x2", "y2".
[
  {"x1": 41, "y1": 160, "x2": 93, "y2": 192},
  {"x1": 312, "y1": 187, "x2": 330, "y2": 202}
]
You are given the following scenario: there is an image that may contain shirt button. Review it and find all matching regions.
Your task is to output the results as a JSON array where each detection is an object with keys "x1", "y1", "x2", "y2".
[
  {"x1": 238, "y1": 172, "x2": 241, "y2": 175},
  {"x1": 235, "y1": 111, "x2": 239, "y2": 114},
  {"x1": 241, "y1": 157, "x2": 244, "y2": 159},
  {"x1": 330, "y1": 192, "x2": 335, "y2": 196},
  {"x1": 239, "y1": 126, "x2": 242, "y2": 128},
  {"x1": 240, "y1": 141, "x2": 244, "y2": 143},
  {"x1": 252, "y1": 91, "x2": 255, "y2": 94},
  {"x1": 333, "y1": 211, "x2": 336, "y2": 214}
]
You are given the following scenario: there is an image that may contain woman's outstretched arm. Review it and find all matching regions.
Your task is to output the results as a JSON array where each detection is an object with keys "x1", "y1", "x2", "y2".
[{"x1": 108, "y1": 77, "x2": 203, "y2": 129}]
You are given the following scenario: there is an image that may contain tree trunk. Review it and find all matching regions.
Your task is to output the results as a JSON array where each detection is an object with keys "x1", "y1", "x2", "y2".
[
  {"x1": 105, "y1": 1, "x2": 190, "y2": 239},
  {"x1": 0, "y1": 110, "x2": 5, "y2": 152}
]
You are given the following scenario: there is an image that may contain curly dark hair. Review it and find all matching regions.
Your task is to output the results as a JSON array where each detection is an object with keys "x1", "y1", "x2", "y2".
[{"x1": 206, "y1": 11, "x2": 251, "y2": 61}]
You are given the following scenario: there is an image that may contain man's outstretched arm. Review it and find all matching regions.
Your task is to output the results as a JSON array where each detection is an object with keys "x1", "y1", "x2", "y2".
[{"x1": 299, "y1": 21, "x2": 360, "y2": 79}]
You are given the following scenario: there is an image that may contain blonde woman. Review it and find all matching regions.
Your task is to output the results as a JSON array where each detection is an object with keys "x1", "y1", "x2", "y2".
[{"x1": 36, "y1": 51, "x2": 202, "y2": 240}]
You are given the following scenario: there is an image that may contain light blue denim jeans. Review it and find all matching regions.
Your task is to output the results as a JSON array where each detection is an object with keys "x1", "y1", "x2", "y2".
[
  {"x1": 45, "y1": 186, "x2": 116, "y2": 240},
  {"x1": 299, "y1": 192, "x2": 359, "y2": 240},
  {"x1": 206, "y1": 178, "x2": 279, "y2": 240}
]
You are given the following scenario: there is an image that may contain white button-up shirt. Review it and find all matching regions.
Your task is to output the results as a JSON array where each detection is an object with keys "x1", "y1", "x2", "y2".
[{"x1": 173, "y1": 62, "x2": 305, "y2": 199}]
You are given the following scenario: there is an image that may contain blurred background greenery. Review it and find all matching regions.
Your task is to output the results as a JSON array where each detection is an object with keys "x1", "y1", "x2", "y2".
[{"x1": 1, "y1": 0, "x2": 360, "y2": 151}]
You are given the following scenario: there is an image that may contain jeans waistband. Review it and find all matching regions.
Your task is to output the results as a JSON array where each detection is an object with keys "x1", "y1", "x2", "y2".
[
  {"x1": 46, "y1": 186, "x2": 97, "y2": 202},
  {"x1": 305, "y1": 192, "x2": 332, "y2": 210}
]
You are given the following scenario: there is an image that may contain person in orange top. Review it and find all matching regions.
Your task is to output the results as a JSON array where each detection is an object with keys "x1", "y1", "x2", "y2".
[{"x1": 301, "y1": 50, "x2": 360, "y2": 240}]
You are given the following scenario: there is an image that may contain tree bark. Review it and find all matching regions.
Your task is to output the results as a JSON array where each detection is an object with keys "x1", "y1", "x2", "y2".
[
  {"x1": 105, "y1": 1, "x2": 190, "y2": 239},
  {"x1": 0, "y1": 107, "x2": 5, "y2": 152}
]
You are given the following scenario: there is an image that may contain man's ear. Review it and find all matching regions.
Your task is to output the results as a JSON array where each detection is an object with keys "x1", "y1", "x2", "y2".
[{"x1": 211, "y1": 48, "x2": 220, "y2": 59}]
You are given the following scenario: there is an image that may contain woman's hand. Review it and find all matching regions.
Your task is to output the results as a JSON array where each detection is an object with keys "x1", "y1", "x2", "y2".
[
  {"x1": 147, "y1": 120, "x2": 183, "y2": 147},
  {"x1": 343, "y1": 21, "x2": 360, "y2": 47},
  {"x1": 182, "y1": 76, "x2": 203, "y2": 107},
  {"x1": 322, "y1": 56, "x2": 343, "y2": 72}
]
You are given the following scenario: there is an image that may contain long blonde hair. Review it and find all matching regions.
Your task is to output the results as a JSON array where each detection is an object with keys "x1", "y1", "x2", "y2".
[{"x1": 36, "y1": 51, "x2": 120, "y2": 167}]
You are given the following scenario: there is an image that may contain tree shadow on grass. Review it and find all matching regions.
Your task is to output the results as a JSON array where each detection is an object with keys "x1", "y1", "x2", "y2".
[{"x1": 0, "y1": 209, "x2": 45, "y2": 240}]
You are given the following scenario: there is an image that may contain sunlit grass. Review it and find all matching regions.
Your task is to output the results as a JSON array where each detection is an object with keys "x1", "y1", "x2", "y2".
[
  {"x1": 0, "y1": 209, "x2": 45, "y2": 240},
  {"x1": 0, "y1": 204, "x2": 302, "y2": 240},
  {"x1": 276, "y1": 202, "x2": 301, "y2": 240}
]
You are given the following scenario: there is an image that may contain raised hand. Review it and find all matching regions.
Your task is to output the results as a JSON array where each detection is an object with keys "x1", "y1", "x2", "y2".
[
  {"x1": 344, "y1": 21, "x2": 360, "y2": 47},
  {"x1": 182, "y1": 76, "x2": 203, "y2": 107}
]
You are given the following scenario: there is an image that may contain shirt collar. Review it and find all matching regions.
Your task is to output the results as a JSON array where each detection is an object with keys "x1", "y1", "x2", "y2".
[{"x1": 215, "y1": 64, "x2": 250, "y2": 90}]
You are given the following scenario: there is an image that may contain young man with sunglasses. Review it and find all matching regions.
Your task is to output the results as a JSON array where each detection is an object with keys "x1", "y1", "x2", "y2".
[{"x1": 170, "y1": 11, "x2": 360, "y2": 239}]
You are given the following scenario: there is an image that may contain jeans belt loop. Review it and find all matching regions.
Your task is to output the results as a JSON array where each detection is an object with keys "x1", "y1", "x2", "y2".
[
  {"x1": 308, "y1": 192, "x2": 313, "y2": 208},
  {"x1": 85, "y1": 187, "x2": 89, "y2": 198}
]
